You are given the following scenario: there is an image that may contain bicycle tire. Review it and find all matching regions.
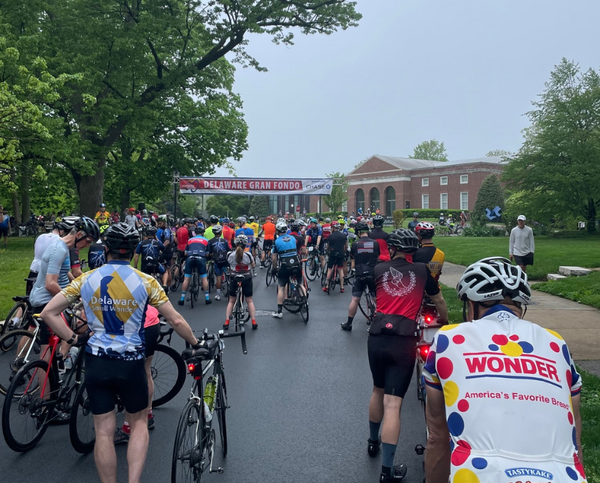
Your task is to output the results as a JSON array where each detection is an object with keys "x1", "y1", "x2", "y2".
[
  {"x1": 2, "y1": 359, "x2": 55, "y2": 452},
  {"x1": 2, "y1": 301, "x2": 29, "y2": 337},
  {"x1": 193, "y1": 272, "x2": 200, "y2": 302},
  {"x1": 0, "y1": 330, "x2": 41, "y2": 395},
  {"x1": 170, "y1": 265, "x2": 181, "y2": 292},
  {"x1": 171, "y1": 399, "x2": 204, "y2": 483},
  {"x1": 265, "y1": 267, "x2": 273, "y2": 287},
  {"x1": 283, "y1": 285, "x2": 302, "y2": 314},
  {"x1": 190, "y1": 272, "x2": 196, "y2": 309},
  {"x1": 300, "y1": 297, "x2": 309, "y2": 323},
  {"x1": 305, "y1": 258, "x2": 316, "y2": 281},
  {"x1": 328, "y1": 277, "x2": 336, "y2": 295},
  {"x1": 70, "y1": 384, "x2": 95, "y2": 453},
  {"x1": 216, "y1": 372, "x2": 228, "y2": 457},
  {"x1": 152, "y1": 344, "x2": 186, "y2": 408}
]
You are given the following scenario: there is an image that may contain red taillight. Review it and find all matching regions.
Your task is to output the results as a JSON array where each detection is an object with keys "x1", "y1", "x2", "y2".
[
  {"x1": 187, "y1": 363, "x2": 202, "y2": 380},
  {"x1": 187, "y1": 363, "x2": 196, "y2": 373},
  {"x1": 418, "y1": 345, "x2": 430, "y2": 360},
  {"x1": 424, "y1": 314, "x2": 434, "y2": 325}
]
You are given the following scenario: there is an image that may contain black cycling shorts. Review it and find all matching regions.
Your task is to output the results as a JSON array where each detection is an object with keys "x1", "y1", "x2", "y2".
[
  {"x1": 26, "y1": 270, "x2": 38, "y2": 296},
  {"x1": 277, "y1": 265, "x2": 302, "y2": 288},
  {"x1": 263, "y1": 239, "x2": 273, "y2": 251},
  {"x1": 228, "y1": 274, "x2": 253, "y2": 298},
  {"x1": 84, "y1": 355, "x2": 148, "y2": 415},
  {"x1": 31, "y1": 304, "x2": 51, "y2": 345},
  {"x1": 352, "y1": 276, "x2": 375, "y2": 298},
  {"x1": 367, "y1": 335, "x2": 417, "y2": 397},
  {"x1": 327, "y1": 252, "x2": 345, "y2": 269},
  {"x1": 145, "y1": 324, "x2": 160, "y2": 358}
]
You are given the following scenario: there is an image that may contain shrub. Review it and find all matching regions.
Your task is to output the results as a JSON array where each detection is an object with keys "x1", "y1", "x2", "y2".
[
  {"x1": 392, "y1": 210, "x2": 405, "y2": 228},
  {"x1": 472, "y1": 174, "x2": 504, "y2": 226},
  {"x1": 462, "y1": 226, "x2": 506, "y2": 237}
]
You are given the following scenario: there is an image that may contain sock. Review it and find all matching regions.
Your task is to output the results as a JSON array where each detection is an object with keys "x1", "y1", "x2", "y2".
[
  {"x1": 252, "y1": 319, "x2": 257, "y2": 325},
  {"x1": 217, "y1": 289, "x2": 221, "y2": 295},
  {"x1": 277, "y1": 304, "x2": 283, "y2": 313},
  {"x1": 224, "y1": 319, "x2": 229, "y2": 325},
  {"x1": 180, "y1": 291, "x2": 186, "y2": 300},
  {"x1": 369, "y1": 420, "x2": 380, "y2": 442},
  {"x1": 148, "y1": 409, "x2": 153, "y2": 418},
  {"x1": 347, "y1": 316, "x2": 354, "y2": 325},
  {"x1": 205, "y1": 291, "x2": 210, "y2": 300},
  {"x1": 122, "y1": 421, "x2": 131, "y2": 434},
  {"x1": 382, "y1": 443, "x2": 397, "y2": 470}
]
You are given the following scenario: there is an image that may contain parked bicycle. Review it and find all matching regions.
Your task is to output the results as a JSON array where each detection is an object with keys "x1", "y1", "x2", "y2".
[{"x1": 172, "y1": 327, "x2": 246, "y2": 482}]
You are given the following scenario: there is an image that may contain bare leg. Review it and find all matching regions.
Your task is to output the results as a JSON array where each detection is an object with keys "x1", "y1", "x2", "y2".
[
  {"x1": 381, "y1": 394, "x2": 403, "y2": 445},
  {"x1": 369, "y1": 386, "x2": 385, "y2": 425},
  {"x1": 349, "y1": 296, "x2": 360, "y2": 318},
  {"x1": 246, "y1": 296, "x2": 256, "y2": 319},
  {"x1": 225, "y1": 296, "x2": 235, "y2": 320},
  {"x1": 93, "y1": 411, "x2": 118, "y2": 483},
  {"x1": 126, "y1": 409, "x2": 150, "y2": 483},
  {"x1": 145, "y1": 356, "x2": 154, "y2": 408}
]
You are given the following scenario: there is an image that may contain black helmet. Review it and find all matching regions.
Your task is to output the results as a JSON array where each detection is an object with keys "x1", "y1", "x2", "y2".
[
  {"x1": 249, "y1": 215, "x2": 255, "y2": 222},
  {"x1": 355, "y1": 221, "x2": 370, "y2": 233},
  {"x1": 75, "y1": 216, "x2": 100, "y2": 241},
  {"x1": 387, "y1": 228, "x2": 419, "y2": 253},
  {"x1": 210, "y1": 215, "x2": 219, "y2": 224},
  {"x1": 290, "y1": 221, "x2": 300, "y2": 232},
  {"x1": 104, "y1": 222, "x2": 140, "y2": 254},
  {"x1": 145, "y1": 226, "x2": 157, "y2": 236},
  {"x1": 373, "y1": 214, "x2": 384, "y2": 227},
  {"x1": 196, "y1": 226, "x2": 205, "y2": 235}
]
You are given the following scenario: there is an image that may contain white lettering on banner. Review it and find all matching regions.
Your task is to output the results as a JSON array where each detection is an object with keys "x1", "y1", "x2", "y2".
[{"x1": 179, "y1": 177, "x2": 333, "y2": 195}]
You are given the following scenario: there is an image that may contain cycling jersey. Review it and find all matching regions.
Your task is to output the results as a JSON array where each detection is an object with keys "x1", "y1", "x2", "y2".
[
  {"x1": 186, "y1": 235, "x2": 209, "y2": 258},
  {"x1": 262, "y1": 222, "x2": 276, "y2": 241},
  {"x1": 413, "y1": 243, "x2": 445, "y2": 282},
  {"x1": 305, "y1": 225, "x2": 322, "y2": 246},
  {"x1": 321, "y1": 223, "x2": 332, "y2": 239},
  {"x1": 94, "y1": 210, "x2": 111, "y2": 225},
  {"x1": 273, "y1": 234, "x2": 300, "y2": 263},
  {"x1": 222, "y1": 224, "x2": 236, "y2": 246},
  {"x1": 88, "y1": 242, "x2": 107, "y2": 269},
  {"x1": 176, "y1": 226, "x2": 191, "y2": 251},
  {"x1": 208, "y1": 236, "x2": 231, "y2": 266},
  {"x1": 327, "y1": 231, "x2": 347, "y2": 255},
  {"x1": 423, "y1": 308, "x2": 585, "y2": 483},
  {"x1": 227, "y1": 251, "x2": 254, "y2": 275},
  {"x1": 289, "y1": 231, "x2": 305, "y2": 254},
  {"x1": 407, "y1": 220, "x2": 419, "y2": 231},
  {"x1": 351, "y1": 237, "x2": 380, "y2": 277},
  {"x1": 135, "y1": 239, "x2": 165, "y2": 272},
  {"x1": 30, "y1": 238, "x2": 71, "y2": 307},
  {"x1": 235, "y1": 226, "x2": 254, "y2": 251},
  {"x1": 30, "y1": 232, "x2": 59, "y2": 273},
  {"x1": 156, "y1": 227, "x2": 173, "y2": 251},
  {"x1": 204, "y1": 225, "x2": 215, "y2": 241},
  {"x1": 369, "y1": 228, "x2": 390, "y2": 262},
  {"x1": 69, "y1": 247, "x2": 81, "y2": 272},
  {"x1": 61, "y1": 260, "x2": 168, "y2": 361},
  {"x1": 370, "y1": 258, "x2": 439, "y2": 337},
  {"x1": 249, "y1": 222, "x2": 259, "y2": 238}
]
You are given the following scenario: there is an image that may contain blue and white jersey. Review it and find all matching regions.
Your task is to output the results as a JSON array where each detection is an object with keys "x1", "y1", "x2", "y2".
[
  {"x1": 273, "y1": 235, "x2": 298, "y2": 258},
  {"x1": 62, "y1": 261, "x2": 168, "y2": 360}
]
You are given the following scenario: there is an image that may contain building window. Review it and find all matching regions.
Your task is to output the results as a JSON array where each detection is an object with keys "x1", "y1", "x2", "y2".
[
  {"x1": 460, "y1": 174, "x2": 468, "y2": 184},
  {"x1": 355, "y1": 189, "x2": 365, "y2": 213},
  {"x1": 460, "y1": 192, "x2": 468, "y2": 210},
  {"x1": 440, "y1": 193, "x2": 448, "y2": 210},
  {"x1": 440, "y1": 176, "x2": 448, "y2": 185},
  {"x1": 385, "y1": 186, "x2": 396, "y2": 216},
  {"x1": 369, "y1": 187, "x2": 380, "y2": 212},
  {"x1": 269, "y1": 195, "x2": 278, "y2": 215},
  {"x1": 422, "y1": 194, "x2": 429, "y2": 209},
  {"x1": 422, "y1": 178, "x2": 429, "y2": 187}
]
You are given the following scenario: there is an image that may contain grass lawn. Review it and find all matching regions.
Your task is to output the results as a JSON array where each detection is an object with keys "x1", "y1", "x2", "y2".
[
  {"x1": 579, "y1": 368, "x2": 600, "y2": 483},
  {"x1": 441, "y1": 284, "x2": 464, "y2": 324},
  {"x1": 433, "y1": 235, "x2": 600, "y2": 281},
  {"x1": 534, "y1": 271, "x2": 600, "y2": 310}
]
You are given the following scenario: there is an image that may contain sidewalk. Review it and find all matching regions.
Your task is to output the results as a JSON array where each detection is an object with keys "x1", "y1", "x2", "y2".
[{"x1": 440, "y1": 262, "x2": 600, "y2": 375}]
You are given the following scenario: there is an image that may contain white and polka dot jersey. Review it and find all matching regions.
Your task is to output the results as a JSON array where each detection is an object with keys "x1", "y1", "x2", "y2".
[{"x1": 423, "y1": 307, "x2": 585, "y2": 483}]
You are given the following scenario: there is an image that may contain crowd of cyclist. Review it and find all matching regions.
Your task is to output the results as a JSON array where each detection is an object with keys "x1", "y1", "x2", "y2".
[{"x1": 4, "y1": 202, "x2": 587, "y2": 483}]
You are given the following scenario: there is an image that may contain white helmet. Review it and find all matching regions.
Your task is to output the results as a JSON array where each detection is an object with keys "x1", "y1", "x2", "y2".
[
  {"x1": 234, "y1": 234, "x2": 248, "y2": 247},
  {"x1": 457, "y1": 257, "x2": 531, "y2": 306},
  {"x1": 276, "y1": 221, "x2": 288, "y2": 233}
]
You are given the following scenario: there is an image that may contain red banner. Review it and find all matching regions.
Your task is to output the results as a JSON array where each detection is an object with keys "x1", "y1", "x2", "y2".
[{"x1": 179, "y1": 177, "x2": 333, "y2": 195}]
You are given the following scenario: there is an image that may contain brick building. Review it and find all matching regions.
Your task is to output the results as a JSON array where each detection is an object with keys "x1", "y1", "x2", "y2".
[{"x1": 345, "y1": 155, "x2": 504, "y2": 216}]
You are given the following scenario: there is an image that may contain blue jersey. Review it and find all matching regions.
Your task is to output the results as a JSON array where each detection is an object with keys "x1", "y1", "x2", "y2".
[
  {"x1": 186, "y1": 235, "x2": 209, "y2": 258},
  {"x1": 273, "y1": 234, "x2": 298, "y2": 258},
  {"x1": 156, "y1": 227, "x2": 173, "y2": 248},
  {"x1": 235, "y1": 227, "x2": 254, "y2": 250},
  {"x1": 136, "y1": 239, "x2": 164, "y2": 270},
  {"x1": 306, "y1": 226, "x2": 322, "y2": 245}
]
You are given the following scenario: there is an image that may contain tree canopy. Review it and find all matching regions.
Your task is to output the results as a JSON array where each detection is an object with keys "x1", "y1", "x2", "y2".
[
  {"x1": 409, "y1": 140, "x2": 448, "y2": 161},
  {"x1": 503, "y1": 59, "x2": 600, "y2": 232},
  {"x1": 472, "y1": 174, "x2": 504, "y2": 226},
  {"x1": 323, "y1": 171, "x2": 348, "y2": 215}
]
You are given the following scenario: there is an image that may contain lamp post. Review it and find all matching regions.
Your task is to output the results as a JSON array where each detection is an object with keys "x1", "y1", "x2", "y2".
[{"x1": 173, "y1": 171, "x2": 180, "y2": 221}]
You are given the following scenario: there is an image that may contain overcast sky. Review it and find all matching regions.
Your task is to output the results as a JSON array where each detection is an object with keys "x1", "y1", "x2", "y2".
[{"x1": 214, "y1": 0, "x2": 600, "y2": 179}]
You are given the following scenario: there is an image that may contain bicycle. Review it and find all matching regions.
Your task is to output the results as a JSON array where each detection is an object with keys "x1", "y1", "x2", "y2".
[
  {"x1": 172, "y1": 327, "x2": 247, "y2": 482},
  {"x1": 229, "y1": 274, "x2": 251, "y2": 327},
  {"x1": 2, "y1": 313, "x2": 87, "y2": 452},
  {"x1": 0, "y1": 321, "x2": 41, "y2": 396},
  {"x1": 356, "y1": 276, "x2": 376, "y2": 324},
  {"x1": 170, "y1": 258, "x2": 185, "y2": 292},
  {"x1": 187, "y1": 257, "x2": 202, "y2": 308},
  {"x1": 265, "y1": 258, "x2": 278, "y2": 288},
  {"x1": 2, "y1": 294, "x2": 34, "y2": 337},
  {"x1": 282, "y1": 272, "x2": 309, "y2": 323},
  {"x1": 303, "y1": 246, "x2": 321, "y2": 281}
]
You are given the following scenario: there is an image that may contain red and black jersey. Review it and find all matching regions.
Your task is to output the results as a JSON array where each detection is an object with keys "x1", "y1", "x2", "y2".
[
  {"x1": 289, "y1": 232, "x2": 305, "y2": 254},
  {"x1": 370, "y1": 258, "x2": 439, "y2": 336},
  {"x1": 350, "y1": 236, "x2": 380, "y2": 277},
  {"x1": 369, "y1": 228, "x2": 390, "y2": 262}
]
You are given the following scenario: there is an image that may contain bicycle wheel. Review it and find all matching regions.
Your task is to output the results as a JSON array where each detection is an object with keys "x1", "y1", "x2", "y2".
[
  {"x1": 152, "y1": 344, "x2": 186, "y2": 408},
  {"x1": 2, "y1": 301, "x2": 29, "y2": 337},
  {"x1": 190, "y1": 273, "x2": 196, "y2": 309},
  {"x1": 70, "y1": 384, "x2": 95, "y2": 453},
  {"x1": 0, "y1": 330, "x2": 41, "y2": 395},
  {"x1": 305, "y1": 257, "x2": 316, "y2": 281},
  {"x1": 216, "y1": 372, "x2": 228, "y2": 457},
  {"x1": 170, "y1": 265, "x2": 181, "y2": 292},
  {"x1": 193, "y1": 273, "x2": 200, "y2": 303},
  {"x1": 265, "y1": 267, "x2": 273, "y2": 287},
  {"x1": 300, "y1": 296, "x2": 309, "y2": 323},
  {"x1": 171, "y1": 399, "x2": 204, "y2": 483},
  {"x1": 328, "y1": 277, "x2": 335, "y2": 295},
  {"x1": 207, "y1": 264, "x2": 214, "y2": 293},
  {"x1": 283, "y1": 285, "x2": 301, "y2": 314},
  {"x1": 2, "y1": 359, "x2": 55, "y2": 452}
]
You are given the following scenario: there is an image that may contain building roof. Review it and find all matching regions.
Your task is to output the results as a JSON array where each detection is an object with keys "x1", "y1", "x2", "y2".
[{"x1": 349, "y1": 155, "x2": 504, "y2": 175}]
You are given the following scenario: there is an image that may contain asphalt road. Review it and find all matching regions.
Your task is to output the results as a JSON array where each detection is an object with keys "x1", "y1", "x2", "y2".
[{"x1": 0, "y1": 268, "x2": 427, "y2": 483}]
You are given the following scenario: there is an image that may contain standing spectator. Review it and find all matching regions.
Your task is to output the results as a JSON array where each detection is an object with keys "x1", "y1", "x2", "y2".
[
  {"x1": 509, "y1": 215, "x2": 535, "y2": 273},
  {"x1": 0, "y1": 205, "x2": 10, "y2": 248},
  {"x1": 407, "y1": 212, "x2": 419, "y2": 232},
  {"x1": 460, "y1": 210, "x2": 467, "y2": 227},
  {"x1": 111, "y1": 210, "x2": 121, "y2": 223},
  {"x1": 125, "y1": 208, "x2": 139, "y2": 230}
]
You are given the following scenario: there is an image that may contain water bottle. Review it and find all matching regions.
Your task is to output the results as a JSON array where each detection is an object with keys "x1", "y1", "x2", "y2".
[
  {"x1": 203, "y1": 401, "x2": 212, "y2": 423},
  {"x1": 64, "y1": 347, "x2": 79, "y2": 371},
  {"x1": 204, "y1": 376, "x2": 216, "y2": 412}
]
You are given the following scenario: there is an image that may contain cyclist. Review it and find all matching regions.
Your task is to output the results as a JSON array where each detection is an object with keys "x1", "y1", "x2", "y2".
[
  {"x1": 248, "y1": 215, "x2": 260, "y2": 258},
  {"x1": 0, "y1": 205, "x2": 10, "y2": 248},
  {"x1": 156, "y1": 216, "x2": 174, "y2": 290},
  {"x1": 438, "y1": 212, "x2": 445, "y2": 226},
  {"x1": 178, "y1": 226, "x2": 212, "y2": 306},
  {"x1": 125, "y1": 208, "x2": 139, "y2": 230},
  {"x1": 460, "y1": 210, "x2": 467, "y2": 227},
  {"x1": 207, "y1": 225, "x2": 231, "y2": 301},
  {"x1": 413, "y1": 221, "x2": 445, "y2": 282},
  {"x1": 41, "y1": 222, "x2": 200, "y2": 483},
  {"x1": 322, "y1": 221, "x2": 348, "y2": 294},
  {"x1": 341, "y1": 221, "x2": 379, "y2": 331},
  {"x1": 224, "y1": 234, "x2": 257, "y2": 330},
  {"x1": 321, "y1": 217, "x2": 332, "y2": 249},
  {"x1": 368, "y1": 214, "x2": 390, "y2": 263},
  {"x1": 423, "y1": 257, "x2": 584, "y2": 483},
  {"x1": 305, "y1": 218, "x2": 323, "y2": 268},
  {"x1": 58, "y1": 217, "x2": 85, "y2": 279},
  {"x1": 407, "y1": 212, "x2": 419, "y2": 231},
  {"x1": 222, "y1": 217, "x2": 236, "y2": 246},
  {"x1": 366, "y1": 228, "x2": 448, "y2": 482},
  {"x1": 204, "y1": 215, "x2": 220, "y2": 241},
  {"x1": 94, "y1": 202, "x2": 111, "y2": 227},
  {"x1": 235, "y1": 217, "x2": 256, "y2": 275},
  {"x1": 175, "y1": 218, "x2": 193, "y2": 266},
  {"x1": 258, "y1": 215, "x2": 276, "y2": 268},
  {"x1": 271, "y1": 221, "x2": 305, "y2": 319},
  {"x1": 28, "y1": 221, "x2": 61, "y2": 294},
  {"x1": 133, "y1": 227, "x2": 166, "y2": 287}
]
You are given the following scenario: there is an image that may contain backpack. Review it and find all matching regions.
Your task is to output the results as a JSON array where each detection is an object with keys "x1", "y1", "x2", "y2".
[
  {"x1": 142, "y1": 240, "x2": 158, "y2": 270},
  {"x1": 213, "y1": 239, "x2": 229, "y2": 264}
]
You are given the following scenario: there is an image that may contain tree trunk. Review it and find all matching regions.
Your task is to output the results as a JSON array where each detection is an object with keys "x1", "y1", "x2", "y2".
[
  {"x1": 78, "y1": 164, "x2": 105, "y2": 217},
  {"x1": 10, "y1": 169, "x2": 21, "y2": 224},
  {"x1": 586, "y1": 198, "x2": 597, "y2": 234},
  {"x1": 20, "y1": 159, "x2": 31, "y2": 221},
  {"x1": 120, "y1": 187, "x2": 131, "y2": 214}
]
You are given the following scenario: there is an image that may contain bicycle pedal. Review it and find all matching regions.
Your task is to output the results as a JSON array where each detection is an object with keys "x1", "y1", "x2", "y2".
[{"x1": 415, "y1": 444, "x2": 426, "y2": 455}]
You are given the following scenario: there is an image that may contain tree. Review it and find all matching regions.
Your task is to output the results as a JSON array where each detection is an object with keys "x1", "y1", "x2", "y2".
[
  {"x1": 503, "y1": 59, "x2": 600, "y2": 233},
  {"x1": 249, "y1": 196, "x2": 270, "y2": 218},
  {"x1": 206, "y1": 195, "x2": 250, "y2": 219},
  {"x1": 486, "y1": 149, "x2": 511, "y2": 157},
  {"x1": 409, "y1": 140, "x2": 448, "y2": 161},
  {"x1": 1, "y1": 1, "x2": 361, "y2": 216},
  {"x1": 323, "y1": 172, "x2": 348, "y2": 215},
  {"x1": 472, "y1": 175, "x2": 505, "y2": 226}
]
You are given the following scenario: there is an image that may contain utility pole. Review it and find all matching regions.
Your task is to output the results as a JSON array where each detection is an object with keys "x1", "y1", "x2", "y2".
[{"x1": 173, "y1": 171, "x2": 180, "y2": 221}]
